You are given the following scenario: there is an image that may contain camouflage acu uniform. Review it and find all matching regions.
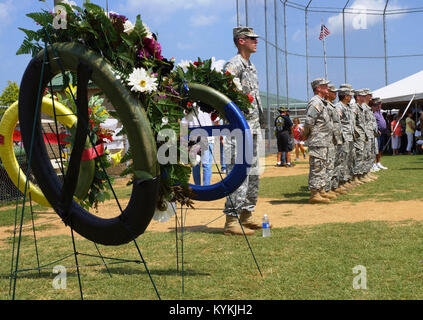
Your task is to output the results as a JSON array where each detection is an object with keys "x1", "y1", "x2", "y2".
[
  {"x1": 362, "y1": 103, "x2": 375, "y2": 173},
  {"x1": 335, "y1": 101, "x2": 355, "y2": 183},
  {"x1": 326, "y1": 101, "x2": 343, "y2": 191},
  {"x1": 223, "y1": 54, "x2": 262, "y2": 216},
  {"x1": 303, "y1": 95, "x2": 333, "y2": 191},
  {"x1": 351, "y1": 102, "x2": 367, "y2": 175}
]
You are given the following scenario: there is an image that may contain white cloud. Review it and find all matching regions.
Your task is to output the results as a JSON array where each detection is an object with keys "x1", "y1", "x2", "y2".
[
  {"x1": 177, "y1": 42, "x2": 195, "y2": 50},
  {"x1": 324, "y1": 0, "x2": 406, "y2": 35},
  {"x1": 122, "y1": 0, "x2": 230, "y2": 15},
  {"x1": 190, "y1": 14, "x2": 218, "y2": 27},
  {"x1": 0, "y1": 0, "x2": 15, "y2": 27}
]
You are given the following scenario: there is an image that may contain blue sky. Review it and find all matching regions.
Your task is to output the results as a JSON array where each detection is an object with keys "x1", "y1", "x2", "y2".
[{"x1": 0, "y1": 0, "x2": 422, "y2": 102}]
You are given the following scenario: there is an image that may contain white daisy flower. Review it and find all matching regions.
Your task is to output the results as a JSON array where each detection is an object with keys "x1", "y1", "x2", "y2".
[
  {"x1": 127, "y1": 67, "x2": 158, "y2": 93},
  {"x1": 211, "y1": 57, "x2": 226, "y2": 72},
  {"x1": 177, "y1": 59, "x2": 193, "y2": 72},
  {"x1": 233, "y1": 77, "x2": 242, "y2": 91},
  {"x1": 143, "y1": 22, "x2": 153, "y2": 39},
  {"x1": 123, "y1": 20, "x2": 135, "y2": 34},
  {"x1": 152, "y1": 202, "x2": 176, "y2": 223},
  {"x1": 161, "y1": 117, "x2": 169, "y2": 126},
  {"x1": 60, "y1": 0, "x2": 77, "y2": 7}
]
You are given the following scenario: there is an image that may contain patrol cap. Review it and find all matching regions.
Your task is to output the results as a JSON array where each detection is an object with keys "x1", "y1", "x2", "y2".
[
  {"x1": 233, "y1": 26, "x2": 259, "y2": 39},
  {"x1": 339, "y1": 83, "x2": 353, "y2": 90},
  {"x1": 328, "y1": 84, "x2": 338, "y2": 92},
  {"x1": 372, "y1": 97, "x2": 382, "y2": 104},
  {"x1": 337, "y1": 87, "x2": 353, "y2": 96},
  {"x1": 311, "y1": 78, "x2": 330, "y2": 90},
  {"x1": 362, "y1": 88, "x2": 372, "y2": 95},
  {"x1": 354, "y1": 89, "x2": 367, "y2": 96}
]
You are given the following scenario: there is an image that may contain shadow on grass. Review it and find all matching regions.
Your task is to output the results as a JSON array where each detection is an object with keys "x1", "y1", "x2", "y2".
[
  {"x1": 269, "y1": 198, "x2": 309, "y2": 205},
  {"x1": 167, "y1": 225, "x2": 225, "y2": 235},
  {"x1": 0, "y1": 265, "x2": 211, "y2": 279},
  {"x1": 100, "y1": 266, "x2": 211, "y2": 277}
]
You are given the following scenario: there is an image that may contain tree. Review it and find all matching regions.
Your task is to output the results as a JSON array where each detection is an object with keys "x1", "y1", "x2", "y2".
[{"x1": 0, "y1": 81, "x2": 19, "y2": 107}]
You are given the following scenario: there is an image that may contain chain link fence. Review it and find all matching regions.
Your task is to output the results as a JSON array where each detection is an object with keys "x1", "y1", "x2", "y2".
[{"x1": 237, "y1": 0, "x2": 423, "y2": 154}]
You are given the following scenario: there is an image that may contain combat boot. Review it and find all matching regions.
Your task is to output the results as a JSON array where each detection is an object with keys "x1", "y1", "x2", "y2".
[
  {"x1": 320, "y1": 189, "x2": 337, "y2": 199},
  {"x1": 333, "y1": 186, "x2": 347, "y2": 195},
  {"x1": 309, "y1": 189, "x2": 330, "y2": 204},
  {"x1": 367, "y1": 173, "x2": 378, "y2": 180},
  {"x1": 342, "y1": 181, "x2": 354, "y2": 190},
  {"x1": 359, "y1": 174, "x2": 372, "y2": 183},
  {"x1": 339, "y1": 184, "x2": 349, "y2": 192},
  {"x1": 352, "y1": 176, "x2": 363, "y2": 186},
  {"x1": 240, "y1": 211, "x2": 263, "y2": 230},
  {"x1": 223, "y1": 215, "x2": 255, "y2": 236}
]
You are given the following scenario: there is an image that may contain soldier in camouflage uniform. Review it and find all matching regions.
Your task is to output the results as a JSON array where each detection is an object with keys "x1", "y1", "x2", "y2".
[
  {"x1": 222, "y1": 26, "x2": 263, "y2": 235},
  {"x1": 335, "y1": 86, "x2": 355, "y2": 191},
  {"x1": 361, "y1": 89, "x2": 378, "y2": 182},
  {"x1": 323, "y1": 85, "x2": 346, "y2": 199},
  {"x1": 364, "y1": 90, "x2": 380, "y2": 177},
  {"x1": 350, "y1": 89, "x2": 371, "y2": 186},
  {"x1": 303, "y1": 78, "x2": 332, "y2": 204}
]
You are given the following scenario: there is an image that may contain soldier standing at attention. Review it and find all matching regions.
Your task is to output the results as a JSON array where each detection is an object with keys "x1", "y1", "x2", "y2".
[
  {"x1": 302, "y1": 78, "x2": 332, "y2": 204},
  {"x1": 351, "y1": 89, "x2": 370, "y2": 186},
  {"x1": 323, "y1": 84, "x2": 346, "y2": 199},
  {"x1": 362, "y1": 89, "x2": 378, "y2": 181},
  {"x1": 222, "y1": 26, "x2": 263, "y2": 235},
  {"x1": 335, "y1": 86, "x2": 355, "y2": 191}
]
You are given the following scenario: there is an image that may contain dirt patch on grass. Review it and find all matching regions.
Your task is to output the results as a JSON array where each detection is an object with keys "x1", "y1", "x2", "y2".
[{"x1": 1, "y1": 153, "x2": 421, "y2": 241}]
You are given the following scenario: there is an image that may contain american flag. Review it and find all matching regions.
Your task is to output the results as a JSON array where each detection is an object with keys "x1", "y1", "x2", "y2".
[{"x1": 319, "y1": 24, "x2": 330, "y2": 40}]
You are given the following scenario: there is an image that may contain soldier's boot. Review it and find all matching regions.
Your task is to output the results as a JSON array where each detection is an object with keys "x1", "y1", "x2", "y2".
[
  {"x1": 367, "y1": 173, "x2": 378, "y2": 180},
  {"x1": 309, "y1": 189, "x2": 330, "y2": 204},
  {"x1": 240, "y1": 211, "x2": 265, "y2": 230},
  {"x1": 353, "y1": 176, "x2": 364, "y2": 185},
  {"x1": 223, "y1": 215, "x2": 255, "y2": 236},
  {"x1": 339, "y1": 184, "x2": 349, "y2": 192},
  {"x1": 359, "y1": 174, "x2": 372, "y2": 183},
  {"x1": 342, "y1": 181, "x2": 354, "y2": 190},
  {"x1": 333, "y1": 186, "x2": 347, "y2": 195},
  {"x1": 320, "y1": 189, "x2": 337, "y2": 199}
]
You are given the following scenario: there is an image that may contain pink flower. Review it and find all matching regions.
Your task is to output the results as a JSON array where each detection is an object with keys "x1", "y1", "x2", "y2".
[{"x1": 140, "y1": 37, "x2": 163, "y2": 61}]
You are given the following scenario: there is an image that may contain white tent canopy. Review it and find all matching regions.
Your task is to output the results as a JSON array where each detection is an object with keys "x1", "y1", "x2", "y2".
[{"x1": 372, "y1": 70, "x2": 423, "y2": 104}]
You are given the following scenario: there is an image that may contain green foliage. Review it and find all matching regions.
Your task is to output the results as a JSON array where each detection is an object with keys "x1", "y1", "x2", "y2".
[
  {"x1": 0, "y1": 81, "x2": 19, "y2": 107},
  {"x1": 51, "y1": 85, "x2": 115, "y2": 210},
  {"x1": 17, "y1": 3, "x2": 253, "y2": 210}
]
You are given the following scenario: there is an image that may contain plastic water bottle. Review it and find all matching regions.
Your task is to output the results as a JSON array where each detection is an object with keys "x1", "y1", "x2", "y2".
[{"x1": 262, "y1": 214, "x2": 271, "y2": 237}]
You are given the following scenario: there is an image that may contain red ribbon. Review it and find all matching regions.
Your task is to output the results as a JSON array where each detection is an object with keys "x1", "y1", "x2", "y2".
[
  {"x1": 81, "y1": 144, "x2": 104, "y2": 161},
  {"x1": 13, "y1": 130, "x2": 69, "y2": 145}
]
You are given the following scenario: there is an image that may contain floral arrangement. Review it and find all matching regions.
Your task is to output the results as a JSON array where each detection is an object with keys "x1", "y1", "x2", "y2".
[
  {"x1": 17, "y1": 2, "x2": 252, "y2": 210},
  {"x1": 47, "y1": 85, "x2": 115, "y2": 210}
]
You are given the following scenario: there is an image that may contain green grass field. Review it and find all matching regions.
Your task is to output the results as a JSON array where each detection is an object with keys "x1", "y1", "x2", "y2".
[{"x1": 1, "y1": 154, "x2": 422, "y2": 300}]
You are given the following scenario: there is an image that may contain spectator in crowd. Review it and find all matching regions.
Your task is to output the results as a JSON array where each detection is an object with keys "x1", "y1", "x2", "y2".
[
  {"x1": 274, "y1": 107, "x2": 293, "y2": 167},
  {"x1": 415, "y1": 126, "x2": 423, "y2": 153},
  {"x1": 405, "y1": 111, "x2": 416, "y2": 155},
  {"x1": 293, "y1": 117, "x2": 306, "y2": 160},
  {"x1": 371, "y1": 98, "x2": 388, "y2": 169},
  {"x1": 391, "y1": 114, "x2": 402, "y2": 155},
  {"x1": 182, "y1": 105, "x2": 214, "y2": 186}
]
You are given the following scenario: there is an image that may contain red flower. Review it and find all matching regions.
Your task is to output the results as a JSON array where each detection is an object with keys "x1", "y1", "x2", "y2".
[
  {"x1": 187, "y1": 101, "x2": 192, "y2": 108},
  {"x1": 193, "y1": 61, "x2": 204, "y2": 67},
  {"x1": 247, "y1": 93, "x2": 254, "y2": 104}
]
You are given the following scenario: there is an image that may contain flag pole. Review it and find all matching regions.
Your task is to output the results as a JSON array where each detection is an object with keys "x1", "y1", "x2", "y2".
[{"x1": 321, "y1": 20, "x2": 328, "y2": 80}]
